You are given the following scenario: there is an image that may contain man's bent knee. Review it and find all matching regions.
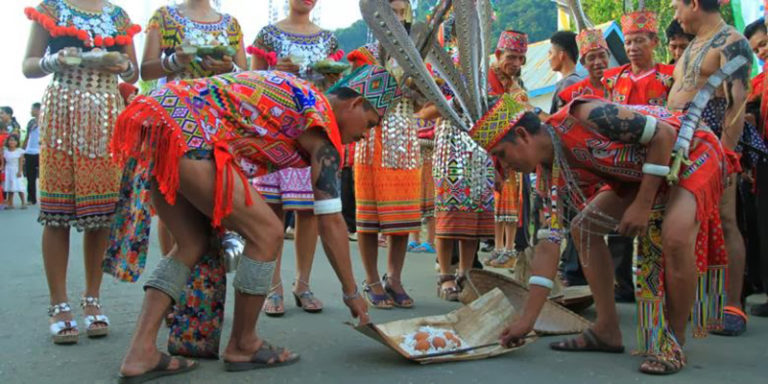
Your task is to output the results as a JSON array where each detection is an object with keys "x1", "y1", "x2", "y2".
[{"x1": 144, "y1": 257, "x2": 192, "y2": 303}]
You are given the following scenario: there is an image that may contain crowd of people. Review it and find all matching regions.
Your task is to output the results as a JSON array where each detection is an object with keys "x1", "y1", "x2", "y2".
[{"x1": 10, "y1": 0, "x2": 768, "y2": 382}]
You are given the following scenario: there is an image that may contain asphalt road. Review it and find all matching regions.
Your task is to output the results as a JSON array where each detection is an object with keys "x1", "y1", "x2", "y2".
[{"x1": 0, "y1": 206, "x2": 766, "y2": 384}]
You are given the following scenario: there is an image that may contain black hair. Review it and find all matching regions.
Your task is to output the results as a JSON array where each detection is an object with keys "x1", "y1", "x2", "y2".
[
  {"x1": 4, "y1": 134, "x2": 20, "y2": 149},
  {"x1": 32, "y1": 102, "x2": 41, "y2": 110},
  {"x1": 744, "y1": 18, "x2": 767, "y2": 40},
  {"x1": 500, "y1": 111, "x2": 542, "y2": 143},
  {"x1": 1, "y1": 106, "x2": 13, "y2": 116},
  {"x1": 682, "y1": 0, "x2": 720, "y2": 13},
  {"x1": 550, "y1": 31, "x2": 579, "y2": 64},
  {"x1": 327, "y1": 87, "x2": 375, "y2": 112},
  {"x1": 666, "y1": 19, "x2": 694, "y2": 41}
]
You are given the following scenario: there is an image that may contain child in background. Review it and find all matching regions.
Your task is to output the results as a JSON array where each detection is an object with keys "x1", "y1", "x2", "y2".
[{"x1": 3, "y1": 134, "x2": 26, "y2": 209}]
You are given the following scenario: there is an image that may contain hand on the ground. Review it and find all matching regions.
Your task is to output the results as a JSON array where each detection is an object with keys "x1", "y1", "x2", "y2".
[
  {"x1": 344, "y1": 294, "x2": 370, "y2": 326},
  {"x1": 499, "y1": 319, "x2": 533, "y2": 348},
  {"x1": 618, "y1": 201, "x2": 650, "y2": 237},
  {"x1": 275, "y1": 57, "x2": 300, "y2": 74},
  {"x1": 202, "y1": 55, "x2": 234, "y2": 73}
]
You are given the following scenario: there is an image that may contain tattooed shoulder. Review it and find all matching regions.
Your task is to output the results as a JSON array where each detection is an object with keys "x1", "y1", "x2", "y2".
[
  {"x1": 722, "y1": 36, "x2": 753, "y2": 88},
  {"x1": 585, "y1": 103, "x2": 648, "y2": 144},
  {"x1": 314, "y1": 142, "x2": 341, "y2": 199}
]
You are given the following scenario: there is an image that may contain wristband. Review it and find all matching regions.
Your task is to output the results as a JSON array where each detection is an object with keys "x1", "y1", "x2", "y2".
[
  {"x1": 39, "y1": 53, "x2": 61, "y2": 74},
  {"x1": 314, "y1": 197, "x2": 342, "y2": 215},
  {"x1": 642, "y1": 163, "x2": 670, "y2": 177},
  {"x1": 639, "y1": 116, "x2": 657, "y2": 145},
  {"x1": 119, "y1": 61, "x2": 135, "y2": 80},
  {"x1": 528, "y1": 276, "x2": 554, "y2": 290}
]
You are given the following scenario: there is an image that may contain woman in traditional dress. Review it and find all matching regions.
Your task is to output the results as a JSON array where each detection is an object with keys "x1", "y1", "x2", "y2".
[
  {"x1": 128, "y1": 0, "x2": 246, "y2": 358},
  {"x1": 345, "y1": 0, "x2": 422, "y2": 309},
  {"x1": 22, "y1": 0, "x2": 139, "y2": 344},
  {"x1": 249, "y1": 0, "x2": 342, "y2": 316}
]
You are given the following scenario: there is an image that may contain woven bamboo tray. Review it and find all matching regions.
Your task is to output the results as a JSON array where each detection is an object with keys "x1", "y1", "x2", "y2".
[
  {"x1": 352, "y1": 288, "x2": 535, "y2": 364},
  {"x1": 459, "y1": 269, "x2": 592, "y2": 335}
]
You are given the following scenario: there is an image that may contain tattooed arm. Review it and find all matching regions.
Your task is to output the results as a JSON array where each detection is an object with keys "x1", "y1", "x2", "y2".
[
  {"x1": 573, "y1": 101, "x2": 677, "y2": 236},
  {"x1": 721, "y1": 37, "x2": 753, "y2": 151},
  {"x1": 299, "y1": 128, "x2": 369, "y2": 322}
]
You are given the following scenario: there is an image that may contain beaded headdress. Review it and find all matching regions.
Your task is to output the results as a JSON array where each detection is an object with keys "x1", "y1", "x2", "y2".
[
  {"x1": 576, "y1": 29, "x2": 609, "y2": 57},
  {"x1": 469, "y1": 93, "x2": 528, "y2": 151},
  {"x1": 329, "y1": 64, "x2": 402, "y2": 118},
  {"x1": 496, "y1": 30, "x2": 528, "y2": 54},
  {"x1": 620, "y1": 11, "x2": 658, "y2": 35}
]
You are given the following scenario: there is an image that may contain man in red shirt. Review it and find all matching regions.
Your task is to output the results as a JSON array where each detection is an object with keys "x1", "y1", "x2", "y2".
[
  {"x1": 604, "y1": 11, "x2": 675, "y2": 106},
  {"x1": 559, "y1": 29, "x2": 610, "y2": 105}
]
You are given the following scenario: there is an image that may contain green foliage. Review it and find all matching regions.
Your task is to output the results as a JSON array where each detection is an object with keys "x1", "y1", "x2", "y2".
[
  {"x1": 582, "y1": 0, "x2": 735, "y2": 63},
  {"x1": 333, "y1": 0, "x2": 558, "y2": 54}
]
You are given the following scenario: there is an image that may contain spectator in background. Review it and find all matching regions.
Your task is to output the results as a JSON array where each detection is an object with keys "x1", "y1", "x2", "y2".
[
  {"x1": 23, "y1": 103, "x2": 41, "y2": 205},
  {"x1": 665, "y1": 19, "x2": 694, "y2": 64},
  {"x1": 0, "y1": 107, "x2": 21, "y2": 136},
  {"x1": 548, "y1": 31, "x2": 581, "y2": 113},
  {"x1": 744, "y1": 17, "x2": 768, "y2": 317}
]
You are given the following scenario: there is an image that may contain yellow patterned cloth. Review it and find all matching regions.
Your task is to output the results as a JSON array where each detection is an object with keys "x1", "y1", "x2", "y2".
[{"x1": 147, "y1": 6, "x2": 243, "y2": 79}]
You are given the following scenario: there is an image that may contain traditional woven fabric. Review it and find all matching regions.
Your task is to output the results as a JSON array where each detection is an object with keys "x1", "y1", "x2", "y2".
[
  {"x1": 330, "y1": 65, "x2": 402, "y2": 118},
  {"x1": 497, "y1": 30, "x2": 528, "y2": 54},
  {"x1": 495, "y1": 172, "x2": 521, "y2": 223},
  {"x1": 620, "y1": 11, "x2": 659, "y2": 35},
  {"x1": 252, "y1": 24, "x2": 339, "y2": 86},
  {"x1": 420, "y1": 142, "x2": 436, "y2": 218},
  {"x1": 558, "y1": 78, "x2": 608, "y2": 106},
  {"x1": 434, "y1": 121, "x2": 495, "y2": 239},
  {"x1": 355, "y1": 124, "x2": 422, "y2": 235},
  {"x1": 252, "y1": 166, "x2": 314, "y2": 211},
  {"x1": 346, "y1": 43, "x2": 379, "y2": 67},
  {"x1": 107, "y1": 70, "x2": 345, "y2": 282},
  {"x1": 604, "y1": 63, "x2": 675, "y2": 106},
  {"x1": 548, "y1": 97, "x2": 726, "y2": 223},
  {"x1": 469, "y1": 93, "x2": 527, "y2": 151},
  {"x1": 28, "y1": 0, "x2": 139, "y2": 51},
  {"x1": 147, "y1": 5, "x2": 243, "y2": 80},
  {"x1": 576, "y1": 29, "x2": 608, "y2": 57},
  {"x1": 38, "y1": 66, "x2": 122, "y2": 230}
]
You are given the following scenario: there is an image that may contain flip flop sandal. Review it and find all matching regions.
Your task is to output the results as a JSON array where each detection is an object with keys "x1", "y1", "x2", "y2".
[
  {"x1": 118, "y1": 353, "x2": 197, "y2": 384},
  {"x1": 420, "y1": 242, "x2": 436, "y2": 254},
  {"x1": 362, "y1": 280, "x2": 393, "y2": 309},
  {"x1": 549, "y1": 329, "x2": 625, "y2": 353},
  {"x1": 223, "y1": 341, "x2": 300, "y2": 372},
  {"x1": 48, "y1": 302, "x2": 79, "y2": 345},
  {"x1": 639, "y1": 351, "x2": 686, "y2": 376},
  {"x1": 383, "y1": 274, "x2": 414, "y2": 308},
  {"x1": 711, "y1": 306, "x2": 747, "y2": 336},
  {"x1": 407, "y1": 241, "x2": 420, "y2": 252}
]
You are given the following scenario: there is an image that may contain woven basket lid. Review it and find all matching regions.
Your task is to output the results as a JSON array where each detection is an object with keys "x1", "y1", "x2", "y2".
[{"x1": 459, "y1": 269, "x2": 592, "y2": 335}]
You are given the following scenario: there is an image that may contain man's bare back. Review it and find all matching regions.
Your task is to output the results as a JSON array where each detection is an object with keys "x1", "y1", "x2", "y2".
[{"x1": 668, "y1": 23, "x2": 752, "y2": 150}]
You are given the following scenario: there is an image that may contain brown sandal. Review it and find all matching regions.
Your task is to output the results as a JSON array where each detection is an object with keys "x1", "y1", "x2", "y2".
[
  {"x1": 118, "y1": 353, "x2": 197, "y2": 384},
  {"x1": 639, "y1": 352, "x2": 686, "y2": 375},
  {"x1": 549, "y1": 329, "x2": 625, "y2": 353},
  {"x1": 223, "y1": 341, "x2": 300, "y2": 372}
]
